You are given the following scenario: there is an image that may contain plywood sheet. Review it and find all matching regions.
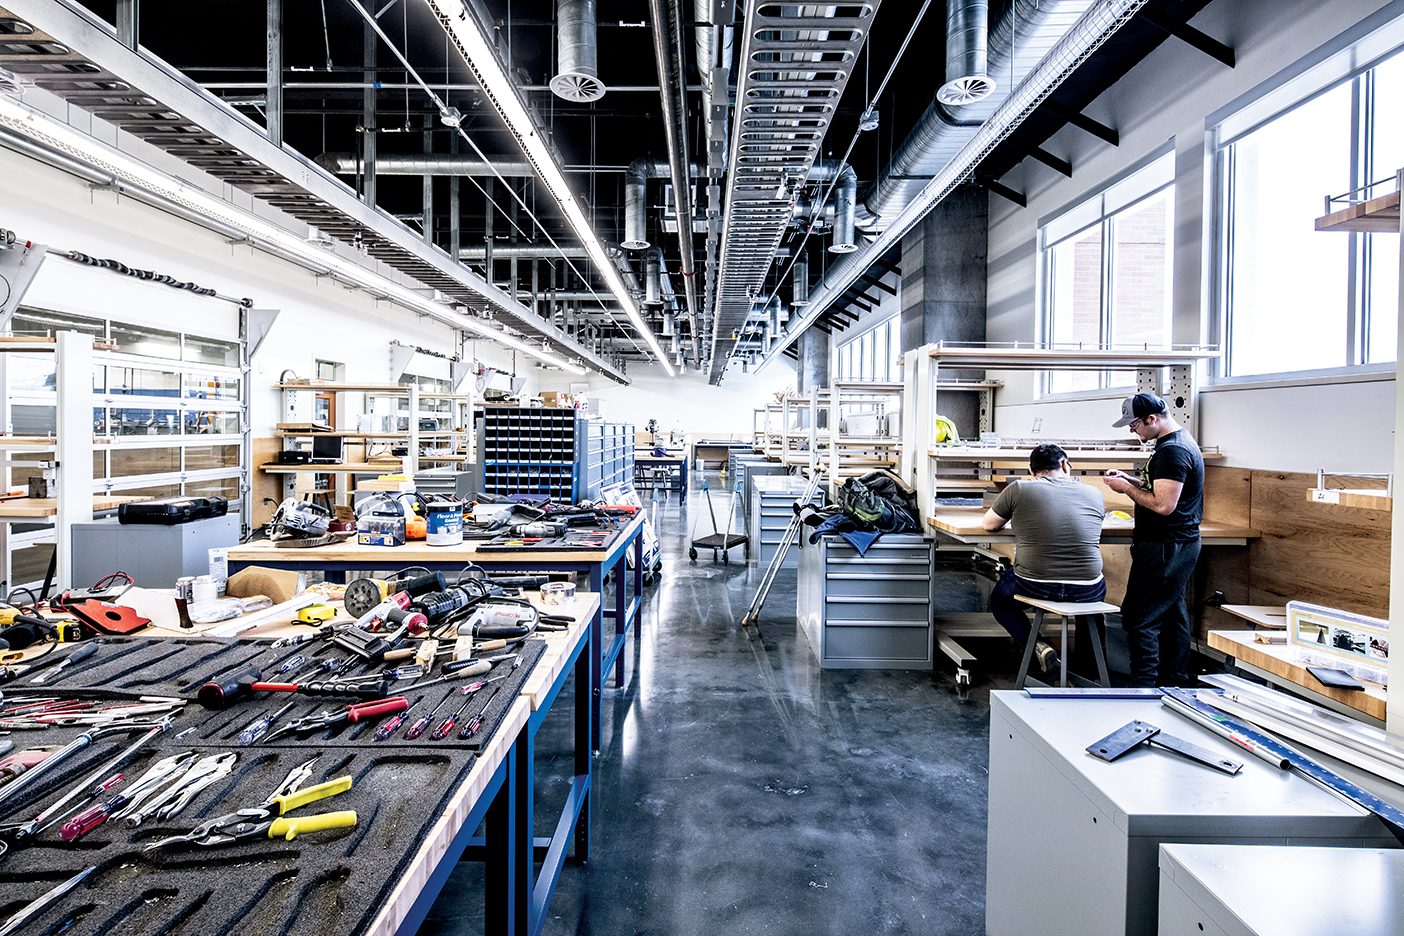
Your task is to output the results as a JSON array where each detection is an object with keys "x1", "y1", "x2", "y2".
[{"x1": 251, "y1": 436, "x2": 281, "y2": 528}]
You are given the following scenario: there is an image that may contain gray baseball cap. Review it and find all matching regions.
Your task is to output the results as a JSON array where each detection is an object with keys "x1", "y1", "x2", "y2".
[{"x1": 1112, "y1": 392, "x2": 1167, "y2": 428}]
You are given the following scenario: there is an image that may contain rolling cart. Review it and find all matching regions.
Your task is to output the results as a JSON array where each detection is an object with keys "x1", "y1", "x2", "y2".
[{"x1": 688, "y1": 479, "x2": 748, "y2": 563}]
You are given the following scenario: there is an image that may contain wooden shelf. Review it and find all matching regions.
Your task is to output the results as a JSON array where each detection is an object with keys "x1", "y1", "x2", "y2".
[
  {"x1": 275, "y1": 430, "x2": 460, "y2": 440},
  {"x1": 1315, "y1": 188, "x2": 1400, "y2": 233},
  {"x1": 1306, "y1": 488, "x2": 1392, "y2": 511},
  {"x1": 926, "y1": 343, "x2": 1219, "y2": 369},
  {"x1": 278, "y1": 381, "x2": 406, "y2": 392}
]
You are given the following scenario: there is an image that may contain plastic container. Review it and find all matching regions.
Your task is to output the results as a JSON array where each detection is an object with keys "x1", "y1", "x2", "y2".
[{"x1": 425, "y1": 498, "x2": 464, "y2": 547}]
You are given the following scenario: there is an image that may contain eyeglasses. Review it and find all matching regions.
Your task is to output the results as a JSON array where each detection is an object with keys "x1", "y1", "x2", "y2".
[{"x1": 1129, "y1": 417, "x2": 1144, "y2": 430}]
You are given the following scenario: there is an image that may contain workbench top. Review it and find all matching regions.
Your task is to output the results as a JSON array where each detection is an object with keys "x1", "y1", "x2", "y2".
[
  {"x1": 227, "y1": 513, "x2": 644, "y2": 566},
  {"x1": 926, "y1": 505, "x2": 1259, "y2": 546},
  {"x1": 1207, "y1": 629, "x2": 1387, "y2": 723}
]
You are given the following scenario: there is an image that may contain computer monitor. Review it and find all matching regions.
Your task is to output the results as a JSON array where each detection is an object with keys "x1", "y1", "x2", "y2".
[{"x1": 311, "y1": 434, "x2": 344, "y2": 463}]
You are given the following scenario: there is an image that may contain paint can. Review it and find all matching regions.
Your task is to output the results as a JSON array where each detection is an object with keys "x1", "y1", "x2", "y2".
[{"x1": 425, "y1": 497, "x2": 465, "y2": 547}]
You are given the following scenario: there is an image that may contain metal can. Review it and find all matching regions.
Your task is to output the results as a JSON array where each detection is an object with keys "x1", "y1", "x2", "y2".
[{"x1": 176, "y1": 577, "x2": 196, "y2": 601}]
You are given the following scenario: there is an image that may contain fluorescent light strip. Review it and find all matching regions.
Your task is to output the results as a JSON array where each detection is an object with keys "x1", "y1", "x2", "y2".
[
  {"x1": 425, "y1": 0, "x2": 675, "y2": 377},
  {"x1": 0, "y1": 94, "x2": 587, "y2": 375}
]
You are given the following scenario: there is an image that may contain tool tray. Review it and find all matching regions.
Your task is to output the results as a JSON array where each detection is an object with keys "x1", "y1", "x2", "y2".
[{"x1": 0, "y1": 635, "x2": 546, "y2": 935}]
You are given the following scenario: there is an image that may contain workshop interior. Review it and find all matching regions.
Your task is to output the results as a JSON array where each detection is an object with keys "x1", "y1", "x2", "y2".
[{"x1": 0, "y1": 0, "x2": 1403, "y2": 934}]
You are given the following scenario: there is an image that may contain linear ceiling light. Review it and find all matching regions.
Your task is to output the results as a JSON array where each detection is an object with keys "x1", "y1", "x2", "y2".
[
  {"x1": 0, "y1": 94, "x2": 586, "y2": 375},
  {"x1": 425, "y1": 0, "x2": 675, "y2": 377}
]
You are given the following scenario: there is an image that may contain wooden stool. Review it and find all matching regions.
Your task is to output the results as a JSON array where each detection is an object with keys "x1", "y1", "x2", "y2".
[{"x1": 1012, "y1": 595, "x2": 1118, "y2": 689}]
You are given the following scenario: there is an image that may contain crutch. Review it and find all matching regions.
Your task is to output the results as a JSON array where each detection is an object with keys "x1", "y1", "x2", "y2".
[{"x1": 740, "y1": 469, "x2": 824, "y2": 628}]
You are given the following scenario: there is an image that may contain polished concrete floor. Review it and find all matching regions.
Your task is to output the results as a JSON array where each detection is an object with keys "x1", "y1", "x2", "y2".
[{"x1": 423, "y1": 472, "x2": 1014, "y2": 936}]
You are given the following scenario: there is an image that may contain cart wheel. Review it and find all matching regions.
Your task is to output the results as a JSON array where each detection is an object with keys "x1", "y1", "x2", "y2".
[
  {"x1": 712, "y1": 549, "x2": 719, "y2": 561},
  {"x1": 956, "y1": 668, "x2": 972, "y2": 689},
  {"x1": 689, "y1": 547, "x2": 698, "y2": 561}
]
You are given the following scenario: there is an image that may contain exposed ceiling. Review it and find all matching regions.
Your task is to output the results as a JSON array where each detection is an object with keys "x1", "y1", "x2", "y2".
[{"x1": 0, "y1": 1, "x2": 1232, "y2": 384}]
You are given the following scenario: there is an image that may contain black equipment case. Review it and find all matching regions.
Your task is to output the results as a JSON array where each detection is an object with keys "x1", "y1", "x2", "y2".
[{"x1": 117, "y1": 495, "x2": 229, "y2": 525}]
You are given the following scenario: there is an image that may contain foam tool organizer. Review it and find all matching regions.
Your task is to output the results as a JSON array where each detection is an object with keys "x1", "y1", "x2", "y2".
[
  {"x1": 0, "y1": 635, "x2": 545, "y2": 935},
  {"x1": 477, "y1": 524, "x2": 624, "y2": 552}
]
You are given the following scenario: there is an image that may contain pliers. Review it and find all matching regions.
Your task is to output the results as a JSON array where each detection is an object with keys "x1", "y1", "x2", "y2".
[
  {"x1": 261, "y1": 697, "x2": 408, "y2": 743},
  {"x1": 143, "y1": 757, "x2": 356, "y2": 851}
]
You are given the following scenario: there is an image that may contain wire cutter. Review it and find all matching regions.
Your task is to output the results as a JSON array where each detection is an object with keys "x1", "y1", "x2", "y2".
[
  {"x1": 143, "y1": 757, "x2": 356, "y2": 851},
  {"x1": 261, "y1": 697, "x2": 408, "y2": 743}
]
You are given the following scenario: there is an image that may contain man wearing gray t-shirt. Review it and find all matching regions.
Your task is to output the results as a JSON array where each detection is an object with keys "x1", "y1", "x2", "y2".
[{"x1": 982, "y1": 443, "x2": 1107, "y2": 674}]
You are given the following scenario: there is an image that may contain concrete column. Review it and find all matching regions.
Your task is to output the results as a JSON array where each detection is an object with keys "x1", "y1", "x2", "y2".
[{"x1": 900, "y1": 183, "x2": 987, "y2": 436}]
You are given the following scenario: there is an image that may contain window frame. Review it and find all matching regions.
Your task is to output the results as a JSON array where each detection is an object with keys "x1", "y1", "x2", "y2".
[
  {"x1": 1210, "y1": 42, "x2": 1404, "y2": 382},
  {"x1": 1038, "y1": 150, "x2": 1176, "y2": 397},
  {"x1": 836, "y1": 314, "x2": 899, "y2": 383}
]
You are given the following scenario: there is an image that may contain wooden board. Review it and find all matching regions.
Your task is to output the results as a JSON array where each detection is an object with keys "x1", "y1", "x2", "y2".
[
  {"x1": 1208, "y1": 630, "x2": 1386, "y2": 723},
  {"x1": 364, "y1": 697, "x2": 529, "y2": 936},
  {"x1": 1315, "y1": 188, "x2": 1400, "y2": 233},
  {"x1": 251, "y1": 436, "x2": 282, "y2": 528},
  {"x1": 517, "y1": 595, "x2": 599, "y2": 710},
  {"x1": 925, "y1": 506, "x2": 1258, "y2": 546},
  {"x1": 1220, "y1": 605, "x2": 1288, "y2": 629},
  {"x1": 1247, "y1": 471, "x2": 1389, "y2": 617}
]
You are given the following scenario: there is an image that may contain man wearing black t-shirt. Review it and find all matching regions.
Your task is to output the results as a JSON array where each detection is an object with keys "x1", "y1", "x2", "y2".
[{"x1": 1103, "y1": 392, "x2": 1204, "y2": 687}]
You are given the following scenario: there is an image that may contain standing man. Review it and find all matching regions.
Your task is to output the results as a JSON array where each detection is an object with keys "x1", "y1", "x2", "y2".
[
  {"x1": 1103, "y1": 392, "x2": 1205, "y2": 687},
  {"x1": 983, "y1": 443, "x2": 1107, "y2": 675}
]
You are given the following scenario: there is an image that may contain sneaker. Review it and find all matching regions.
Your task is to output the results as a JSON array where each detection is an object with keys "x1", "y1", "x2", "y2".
[{"x1": 1035, "y1": 641, "x2": 1060, "y2": 675}]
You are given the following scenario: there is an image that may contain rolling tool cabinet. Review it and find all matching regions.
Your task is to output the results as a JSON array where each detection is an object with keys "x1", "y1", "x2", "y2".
[
  {"x1": 797, "y1": 533, "x2": 935, "y2": 668},
  {"x1": 748, "y1": 475, "x2": 823, "y2": 570}
]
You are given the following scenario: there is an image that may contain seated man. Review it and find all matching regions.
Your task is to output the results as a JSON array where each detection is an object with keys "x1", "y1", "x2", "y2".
[{"x1": 982, "y1": 444, "x2": 1107, "y2": 674}]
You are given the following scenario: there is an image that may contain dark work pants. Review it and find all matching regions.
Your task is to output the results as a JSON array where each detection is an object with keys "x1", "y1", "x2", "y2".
[
  {"x1": 1121, "y1": 539, "x2": 1201, "y2": 687},
  {"x1": 989, "y1": 565, "x2": 1107, "y2": 675}
]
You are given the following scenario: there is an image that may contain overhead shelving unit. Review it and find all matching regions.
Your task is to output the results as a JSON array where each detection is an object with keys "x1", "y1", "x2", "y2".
[{"x1": 902, "y1": 341, "x2": 1221, "y2": 520}]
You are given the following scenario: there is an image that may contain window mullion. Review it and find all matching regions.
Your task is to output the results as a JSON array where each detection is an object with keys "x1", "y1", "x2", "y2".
[{"x1": 1101, "y1": 216, "x2": 1115, "y2": 388}]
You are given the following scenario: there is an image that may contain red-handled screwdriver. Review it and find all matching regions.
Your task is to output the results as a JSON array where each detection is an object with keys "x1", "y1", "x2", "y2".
[
  {"x1": 457, "y1": 686, "x2": 501, "y2": 740},
  {"x1": 404, "y1": 688, "x2": 461, "y2": 741},
  {"x1": 431, "y1": 689, "x2": 483, "y2": 741},
  {"x1": 373, "y1": 696, "x2": 423, "y2": 741}
]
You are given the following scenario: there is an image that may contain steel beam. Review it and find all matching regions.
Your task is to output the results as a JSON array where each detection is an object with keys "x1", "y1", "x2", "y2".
[
  {"x1": 1044, "y1": 101, "x2": 1118, "y2": 146},
  {"x1": 362, "y1": 18, "x2": 377, "y2": 208},
  {"x1": 1139, "y1": 8, "x2": 1234, "y2": 67}
]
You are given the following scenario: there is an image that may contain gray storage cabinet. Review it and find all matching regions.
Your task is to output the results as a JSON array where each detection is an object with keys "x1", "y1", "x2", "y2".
[
  {"x1": 797, "y1": 533, "x2": 934, "y2": 668},
  {"x1": 748, "y1": 475, "x2": 822, "y2": 569},
  {"x1": 1157, "y1": 844, "x2": 1404, "y2": 936},
  {"x1": 986, "y1": 692, "x2": 1396, "y2": 936},
  {"x1": 740, "y1": 460, "x2": 790, "y2": 524},
  {"x1": 71, "y1": 514, "x2": 240, "y2": 588}
]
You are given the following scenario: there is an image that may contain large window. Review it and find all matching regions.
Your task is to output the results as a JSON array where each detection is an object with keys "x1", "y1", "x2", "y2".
[
  {"x1": 1040, "y1": 152, "x2": 1175, "y2": 393},
  {"x1": 1216, "y1": 50, "x2": 1404, "y2": 377},
  {"x1": 835, "y1": 316, "x2": 900, "y2": 382}
]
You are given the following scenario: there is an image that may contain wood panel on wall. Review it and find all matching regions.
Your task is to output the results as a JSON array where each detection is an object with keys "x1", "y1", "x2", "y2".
[
  {"x1": 251, "y1": 436, "x2": 281, "y2": 529},
  {"x1": 1245, "y1": 470, "x2": 1389, "y2": 617}
]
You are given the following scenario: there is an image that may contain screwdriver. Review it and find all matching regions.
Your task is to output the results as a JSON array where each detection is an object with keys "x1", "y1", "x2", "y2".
[
  {"x1": 373, "y1": 695, "x2": 423, "y2": 741},
  {"x1": 457, "y1": 686, "x2": 501, "y2": 740},
  {"x1": 28, "y1": 643, "x2": 99, "y2": 685},
  {"x1": 431, "y1": 689, "x2": 481, "y2": 741},
  {"x1": 237, "y1": 700, "x2": 296, "y2": 746},
  {"x1": 404, "y1": 688, "x2": 461, "y2": 741}
]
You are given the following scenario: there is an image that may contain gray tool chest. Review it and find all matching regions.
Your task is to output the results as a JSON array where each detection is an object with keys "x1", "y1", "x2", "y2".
[
  {"x1": 797, "y1": 533, "x2": 935, "y2": 668},
  {"x1": 748, "y1": 475, "x2": 823, "y2": 569}
]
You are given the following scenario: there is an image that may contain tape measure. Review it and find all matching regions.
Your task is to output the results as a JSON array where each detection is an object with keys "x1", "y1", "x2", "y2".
[{"x1": 295, "y1": 603, "x2": 336, "y2": 625}]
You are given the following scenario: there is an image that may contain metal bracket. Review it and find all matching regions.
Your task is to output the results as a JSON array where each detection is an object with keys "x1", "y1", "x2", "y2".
[{"x1": 1086, "y1": 719, "x2": 1243, "y2": 775}]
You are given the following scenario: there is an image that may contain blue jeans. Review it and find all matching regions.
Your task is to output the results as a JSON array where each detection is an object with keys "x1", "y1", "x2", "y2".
[
  {"x1": 989, "y1": 565, "x2": 1107, "y2": 671},
  {"x1": 1121, "y1": 539, "x2": 1201, "y2": 688}
]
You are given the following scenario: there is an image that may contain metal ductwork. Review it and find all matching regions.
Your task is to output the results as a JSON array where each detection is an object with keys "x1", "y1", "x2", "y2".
[
  {"x1": 550, "y1": 0, "x2": 606, "y2": 102},
  {"x1": 791, "y1": 253, "x2": 809, "y2": 312},
  {"x1": 694, "y1": 0, "x2": 735, "y2": 173},
  {"x1": 829, "y1": 165, "x2": 858, "y2": 254},
  {"x1": 938, "y1": 0, "x2": 995, "y2": 106},
  {"x1": 859, "y1": 0, "x2": 1097, "y2": 233},
  {"x1": 459, "y1": 244, "x2": 590, "y2": 260},
  {"x1": 644, "y1": 249, "x2": 663, "y2": 306},
  {"x1": 710, "y1": 1, "x2": 883, "y2": 382},
  {"x1": 315, "y1": 153, "x2": 535, "y2": 177},
  {"x1": 647, "y1": 0, "x2": 704, "y2": 365},
  {"x1": 621, "y1": 159, "x2": 703, "y2": 251}
]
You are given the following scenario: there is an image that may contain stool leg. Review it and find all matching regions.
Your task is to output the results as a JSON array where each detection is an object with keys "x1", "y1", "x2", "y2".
[
  {"x1": 1086, "y1": 614, "x2": 1111, "y2": 687},
  {"x1": 1059, "y1": 616, "x2": 1069, "y2": 687},
  {"x1": 1015, "y1": 610, "x2": 1045, "y2": 689}
]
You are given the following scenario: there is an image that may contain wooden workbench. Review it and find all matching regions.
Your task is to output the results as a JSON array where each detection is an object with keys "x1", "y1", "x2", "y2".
[
  {"x1": 925, "y1": 505, "x2": 1260, "y2": 546},
  {"x1": 1208, "y1": 629, "x2": 1387, "y2": 725},
  {"x1": 0, "y1": 495, "x2": 136, "y2": 520}
]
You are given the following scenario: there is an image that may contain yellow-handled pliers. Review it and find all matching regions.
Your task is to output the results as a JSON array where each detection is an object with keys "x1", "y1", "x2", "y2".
[{"x1": 143, "y1": 757, "x2": 357, "y2": 851}]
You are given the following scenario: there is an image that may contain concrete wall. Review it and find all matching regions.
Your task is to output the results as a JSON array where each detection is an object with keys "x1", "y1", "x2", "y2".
[{"x1": 984, "y1": 0, "x2": 1400, "y2": 472}]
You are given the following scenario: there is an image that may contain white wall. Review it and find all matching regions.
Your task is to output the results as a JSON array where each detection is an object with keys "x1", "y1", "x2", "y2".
[
  {"x1": 548, "y1": 360, "x2": 795, "y2": 439},
  {"x1": 985, "y1": 0, "x2": 1400, "y2": 472}
]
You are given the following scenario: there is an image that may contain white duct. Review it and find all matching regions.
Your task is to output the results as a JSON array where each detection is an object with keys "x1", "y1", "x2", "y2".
[
  {"x1": 551, "y1": 0, "x2": 606, "y2": 102},
  {"x1": 459, "y1": 244, "x2": 589, "y2": 260},
  {"x1": 829, "y1": 166, "x2": 858, "y2": 254},
  {"x1": 644, "y1": 248, "x2": 663, "y2": 306},
  {"x1": 315, "y1": 152, "x2": 535, "y2": 176}
]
